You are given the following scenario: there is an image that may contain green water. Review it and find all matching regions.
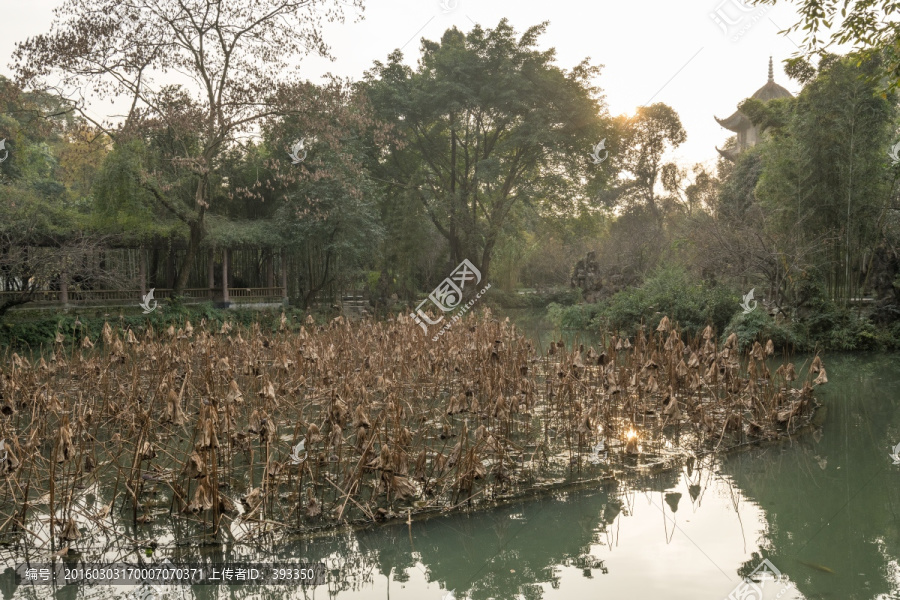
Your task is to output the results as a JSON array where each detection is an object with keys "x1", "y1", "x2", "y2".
[{"x1": 4, "y1": 332, "x2": 900, "y2": 599}]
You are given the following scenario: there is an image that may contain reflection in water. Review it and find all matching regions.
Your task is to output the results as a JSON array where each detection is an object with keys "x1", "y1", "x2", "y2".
[
  {"x1": 723, "y1": 353, "x2": 900, "y2": 600},
  {"x1": 2, "y1": 352, "x2": 898, "y2": 600}
]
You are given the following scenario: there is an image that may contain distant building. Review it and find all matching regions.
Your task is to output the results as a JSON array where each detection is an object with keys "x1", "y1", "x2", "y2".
[{"x1": 715, "y1": 57, "x2": 793, "y2": 161}]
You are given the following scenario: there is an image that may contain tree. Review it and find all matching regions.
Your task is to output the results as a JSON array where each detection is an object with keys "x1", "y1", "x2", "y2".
[
  {"x1": 0, "y1": 189, "x2": 117, "y2": 320},
  {"x1": 756, "y1": 53, "x2": 896, "y2": 304},
  {"x1": 0, "y1": 77, "x2": 116, "y2": 320},
  {"x1": 364, "y1": 20, "x2": 612, "y2": 282},
  {"x1": 14, "y1": 0, "x2": 363, "y2": 294},
  {"x1": 704, "y1": 52, "x2": 897, "y2": 311},
  {"x1": 612, "y1": 103, "x2": 687, "y2": 223},
  {"x1": 753, "y1": 0, "x2": 900, "y2": 92},
  {"x1": 660, "y1": 163, "x2": 718, "y2": 217}
]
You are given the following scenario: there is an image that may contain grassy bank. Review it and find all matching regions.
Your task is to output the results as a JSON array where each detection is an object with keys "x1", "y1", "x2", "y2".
[{"x1": 546, "y1": 267, "x2": 900, "y2": 352}]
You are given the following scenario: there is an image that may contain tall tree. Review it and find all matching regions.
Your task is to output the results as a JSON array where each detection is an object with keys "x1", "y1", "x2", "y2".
[
  {"x1": 14, "y1": 0, "x2": 363, "y2": 294},
  {"x1": 365, "y1": 20, "x2": 611, "y2": 282},
  {"x1": 756, "y1": 54, "x2": 896, "y2": 304},
  {"x1": 612, "y1": 103, "x2": 687, "y2": 223}
]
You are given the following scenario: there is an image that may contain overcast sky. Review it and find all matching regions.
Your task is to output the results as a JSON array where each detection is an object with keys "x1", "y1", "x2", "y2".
[{"x1": 0, "y1": 0, "x2": 810, "y2": 170}]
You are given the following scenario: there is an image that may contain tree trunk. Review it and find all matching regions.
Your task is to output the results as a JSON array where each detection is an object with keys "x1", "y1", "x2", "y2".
[
  {"x1": 60, "y1": 270, "x2": 69, "y2": 306},
  {"x1": 173, "y1": 173, "x2": 209, "y2": 295},
  {"x1": 174, "y1": 216, "x2": 204, "y2": 295},
  {"x1": 479, "y1": 248, "x2": 493, "y2": 286},
  {"x1": 479, "y1": 230, "x2": 499, "y2": 285}
]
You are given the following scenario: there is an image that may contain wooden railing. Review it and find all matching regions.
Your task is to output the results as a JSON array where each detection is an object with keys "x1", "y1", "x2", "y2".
[
  {"x1": 0, "y1": 287, "x2": 286, "y2": 308},
  {"x1": 228, "y1": 288, "x2": 285, "y2": 302}
]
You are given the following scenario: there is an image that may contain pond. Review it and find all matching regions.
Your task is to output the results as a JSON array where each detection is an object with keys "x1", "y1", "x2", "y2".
[{"x1": 2, "y1": 314, "x2": 898, "y2": 600}]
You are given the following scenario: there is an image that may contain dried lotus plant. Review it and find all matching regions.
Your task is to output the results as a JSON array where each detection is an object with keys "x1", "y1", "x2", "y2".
[{"x1": 0, "y1": 312, "x2": 822, "y2": 551}]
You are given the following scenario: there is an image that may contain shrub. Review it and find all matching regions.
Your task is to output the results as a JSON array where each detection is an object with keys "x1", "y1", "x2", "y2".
[
  {"x1": 723, "y1": 309, "x2": 798, "y2": 351},
  {"x1": 589, "y1": 266, "x2": 739, "y2": 337},
  {"x1": 547, "y1": 302, "x2": 599, "y2": 330}
]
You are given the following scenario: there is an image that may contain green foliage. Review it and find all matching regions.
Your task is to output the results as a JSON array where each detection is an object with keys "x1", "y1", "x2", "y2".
[
  {"x1": 790, "y1": 294, "x2": 887, "y2": 351},
  {"x1": 364, "y1": 19, "x2": 612, "y2": 282},
  {"x1": 547, "y1": 301, "x2": 599, "y2": 330},
  {"x1": 366, "y1": 271, "x2": 381, "y2": 295},
  {"x1": 548, "y1": 266, "x2": 739, "y2": 337},
  {"x1": 753, "y1": 53, "x2": 895, "y2": 305},
  {"x1": 91, "y1": 140, "x2": 178, "y2": 239},
  {"x1": 0, "y1": 305, "x2": 330, "y2": 351},
  {"x1": 722, "y1": 309, "x2": 797, "y2": 351},
  {"x1": 759, "y1": 0, "x2": 900, "y2": 93},
  {"x1": 594, "y1": 266, "x2": 737, "y2": 336},
  {"x1": 612, "y1": 103, "x2": 687, "y2": 218}
]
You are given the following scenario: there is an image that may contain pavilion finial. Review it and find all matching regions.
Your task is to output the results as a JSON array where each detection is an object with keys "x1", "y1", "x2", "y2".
[{"x1": 768, "y1": 56, "x2": 774, "y2": 82}]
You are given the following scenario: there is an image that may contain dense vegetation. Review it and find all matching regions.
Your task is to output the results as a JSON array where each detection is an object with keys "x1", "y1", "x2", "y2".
[
  {"x1": 2, "y1": 3, "x2": 900, "y2": 352},
  {"x1": 545, "y1": 48, "x2": 900, "y2": 352}
]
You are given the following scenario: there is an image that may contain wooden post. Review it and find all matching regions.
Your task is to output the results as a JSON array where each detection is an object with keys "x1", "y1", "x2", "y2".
[
  {"x1": 208, "y1": 248, "x2": 215, "y2": 300},
  {"x1": 60, "y1": 270, "x2": 69, "y2": 306},
  {"x1": 139, "y1": 248, "x2": 147, "y2": 298},
  {"x1": 281, "y1": 250, "x2": 288, "y2": 303},
  {"x1": 266, "y1": 250, "x2": 275, "y2": 289},
  {"x1": 222, "y1": 249, "x2": 230, "y2": 304}
]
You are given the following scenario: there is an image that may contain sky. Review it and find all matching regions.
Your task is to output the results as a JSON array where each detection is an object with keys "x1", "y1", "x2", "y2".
[{"x1": 0, "y1": 0, "x2": 812, "y2": 171}]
